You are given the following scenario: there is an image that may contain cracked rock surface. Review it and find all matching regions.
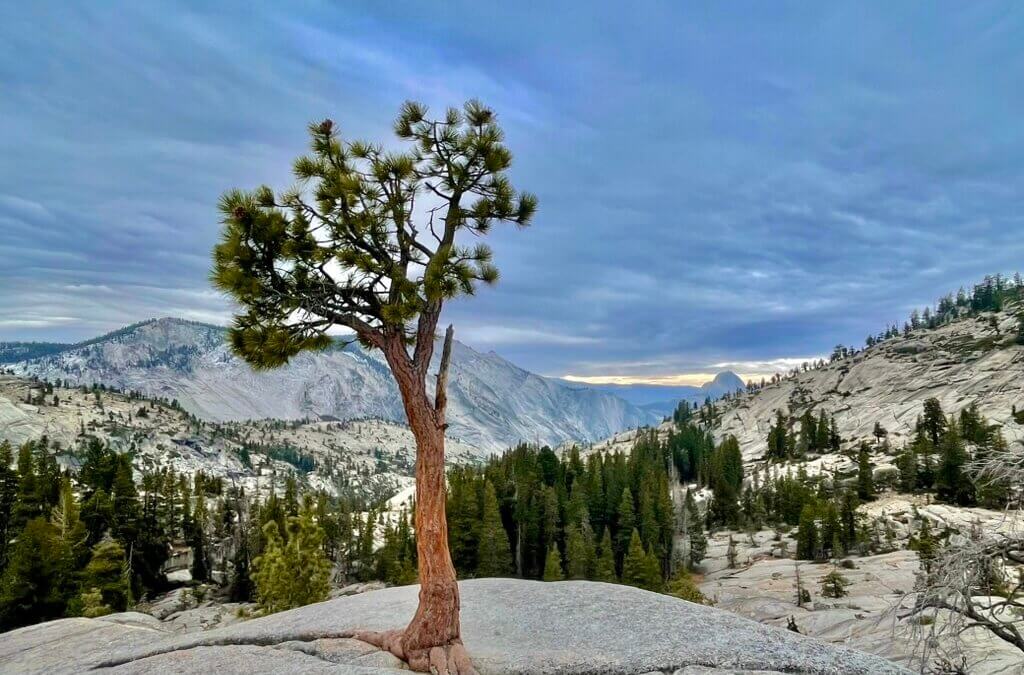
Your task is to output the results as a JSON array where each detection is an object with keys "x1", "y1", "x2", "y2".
[{"x1": 0, "y1": 578, "x2": 907, "y2": 674}]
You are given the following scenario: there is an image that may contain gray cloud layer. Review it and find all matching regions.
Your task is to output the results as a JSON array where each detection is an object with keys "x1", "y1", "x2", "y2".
[{"x1": 2, "y1": 2, "x2": 1022, "y2": 379}]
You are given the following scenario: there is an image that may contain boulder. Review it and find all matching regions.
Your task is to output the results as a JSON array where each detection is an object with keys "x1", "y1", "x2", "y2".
[{"x1": 0, "y1": 578, "x2": 906, "y2": 674}]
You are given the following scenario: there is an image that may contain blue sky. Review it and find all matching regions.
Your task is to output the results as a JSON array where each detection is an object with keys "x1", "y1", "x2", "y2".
[{"x1": 1, "y1": 2, "x2": 1023, "y2": 384}]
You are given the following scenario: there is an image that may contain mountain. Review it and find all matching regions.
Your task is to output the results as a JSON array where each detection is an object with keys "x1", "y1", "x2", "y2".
[
  {"x1": 714, "y1": 305, "x2": 1024, "y2": 461},
  {"x1": 578, "y1": 370, "x2": 746, "y2": 418},
  {"x1": 0, "y1": 373, "x2": 486, "y2": 501},
  {"x1": 4, "y1": 318, "x2": 659, "y2": 452}
]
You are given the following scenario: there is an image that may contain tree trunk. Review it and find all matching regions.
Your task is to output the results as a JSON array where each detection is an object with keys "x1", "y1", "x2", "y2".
[
  {"x1": 374, "y1": 334, "x2": 467, "y2": 671},
  {"x1": 402, "y1": 417, "x2": 461, "y2": 654}
]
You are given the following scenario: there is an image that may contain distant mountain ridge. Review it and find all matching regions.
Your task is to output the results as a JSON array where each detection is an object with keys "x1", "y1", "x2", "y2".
[
  {"x1": 574, "y1": 370, "x2": 746, "y2": 418},
  {"x1": 4, "y1": 317, "x2": 660, "y2": 452}
]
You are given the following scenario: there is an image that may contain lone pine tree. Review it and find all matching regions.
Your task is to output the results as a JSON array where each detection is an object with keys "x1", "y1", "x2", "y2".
[{"x1": 212, "y1": 99, "x2": 536, "y2": 673}]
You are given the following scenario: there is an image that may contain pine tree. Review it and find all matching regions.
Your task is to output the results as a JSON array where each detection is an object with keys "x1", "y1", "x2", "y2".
[
  {"x1": 0, "y1": 518, "x2": 67, "y2": 629},
  {"x1": 895, "y1": 447, "x2": 917, "y2": 493},
  {"x1": 0, "y1": 441, "x2": 20, "y2": 569},
  {"x1": 79, "y1": 539, "x2": 133, "y2": 613},
  {"x1": 641, "y1": 546, "x2": 663, "y2": 592},
  {"x1": 593, "y1": 529, "x2": 617, "y2": 582},
  {"x1": 50, "y1": 477, "x2": 89, "y2": 582},
  {"x1": 819, "y1": 566, "x2": 850, "y2": 598},
  {"x1": 919, "y1": 398, "x2": 947, "y2": 447},
  {"x1": 796, "y1": 505, "x2": 819, "y2": 561},
  {"x1": 542, "y1": 544, "x2": 563, "y2": 581},
  {"x1": 476, "y1": 482, "x2": 513, "y2": 577},
  {"x1": 213, "y1": 99, "x2": 536, "y2": 664},
  {"x1": 935, "y1": 423, "x2": 975, "y2": 506},
  {"x1": 621, "y1": 529, "x2": 659, "y2": 590},
  {"x1": 856, "y1": 443, "x2": 874, "y2": 501},
  {"x1": 78, "y1": 587, "x2": 111, "y2": 618},
  {"x1": 615, "y1": 489, "x2": 635, "y2": 564},
  {"x1": 565, "y1": 523, "x2": 595, "y2": 580},
  {"x1": 686, "y1": 492, "x2": 707, "y2": 569},
  {"x1": 252, "y1": 504, "x2": 331, "y2": 614},
  {"x1": 665, "y1": 567, "x2": 706, "y2": 604},
  {"x1": 909, "y1": 518, "x2": 937, "y2": 573}
]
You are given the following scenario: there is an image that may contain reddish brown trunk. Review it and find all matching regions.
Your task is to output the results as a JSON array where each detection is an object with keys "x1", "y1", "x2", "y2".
[{"x1": 384, "y1": 338, "x2": 461, "y2": 658}]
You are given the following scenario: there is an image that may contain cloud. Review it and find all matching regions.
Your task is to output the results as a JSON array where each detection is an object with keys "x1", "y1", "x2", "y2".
[
  {"x1": 707, "y1": 358, "x2": 825, "y2": 376},
  {"x1": 1, "y1": 2, "x2": 1023, "y2": 382},
  {"x1": 458, "y1": 326, "x2": 602, "y2": 347}
]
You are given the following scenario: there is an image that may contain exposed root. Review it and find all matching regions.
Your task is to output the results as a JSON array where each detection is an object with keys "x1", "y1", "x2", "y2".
[{"x1": 353, "y1": 629, "x2": 477, "y2": 675}]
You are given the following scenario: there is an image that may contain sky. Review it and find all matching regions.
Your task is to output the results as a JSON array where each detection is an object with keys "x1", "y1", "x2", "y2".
[{"x1": 2, "y1": 2, "x2": 1023, "y2": 385}]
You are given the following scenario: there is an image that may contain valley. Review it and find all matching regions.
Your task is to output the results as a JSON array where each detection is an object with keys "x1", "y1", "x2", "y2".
[
  {"x1": 1, "y1": 283, "x2": 1023, "y2": 675},
  {"x1": 5, "y1": 318, "x2": 662, "y2": 452}
]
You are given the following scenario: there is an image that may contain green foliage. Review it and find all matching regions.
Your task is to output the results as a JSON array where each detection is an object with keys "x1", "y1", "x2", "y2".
[
  {"x1": 620, "y1": 529, "x2": 662, "y2": 591},
  {"x1": 908, "y1": 518, "x2": 937, "y2": 573},
  {"x1": 919, "y1": 398, "x2": 948, "y2": 448},
  {"x1": 685, "y1": 491, "x2": 707, "y2": 569},
  {"x1": 766, "y1": 410, "x2": 790, "y2": 462},
  {"x1": 935, "y1": 422, "x2": 975, "y2": 506},
  {"x1": 0, "y1": 441, "x2": 18, "y2": 569},
  {"x1": 796, "y1": 505, "x2": 819, "y2": 561},
  {"x1": 856, "y1": 443, "x2": 874, "y2": 501},
  {"x1": 476, "y1": 482, "x2": 514, "y2": 577},
  {"x1": 78, "y1": 587, "x2": 111, "y2": 618},
  {"x1": 212, "y1": 100, "x2": 536, "y2": 366},
  {"x1": 376, "y1": 508, "x2": 417, "y2": 586},
  {"x1": 79, "y1": 539, "x2": 133, "y2": 613},
  {"x1": 707, "y1": 436, "x2": 743, "y2": 526},
  {"x1": 0, "y1": 518, "x2": 68, "y2": 630},
  {"x1": 665, "y1": 568, "x2": 707, "y2": 604},
  {"x1": 593, "y1": 529, "x2": 617, "y2": 582},
  {"x1": 895, "y1": 447, "x2": 918, "y2": 493},
  {"x1": 253, "y1": 504, "x2": 332, "y2": 614},
  {"x1": 819, "y1": 567, "x2": 851, "y2": 598},
  {"x1": 565, "y1": 523, "x2": 595, "y2": 580},
  {"x1": 542, "y1": 544, "x2": 563, "y2": 581}
]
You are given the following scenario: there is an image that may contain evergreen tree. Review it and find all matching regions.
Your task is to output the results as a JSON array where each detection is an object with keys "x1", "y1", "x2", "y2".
[
  {"x1": 621, "y1": 529, "x2": 660, "y2": 590},
  {"x1": 213, "y1": 99, "x2": 537, "y2": 662},
  {"x1": 665, "y1": 568, "x2": 706, "y2": 604},
  {"x1": 593, "y1": 529, "x2": 616, "y2": 582},
  {"x1": 78, "y1": 539, "x2": 133, "y2": 613},
  {"x1": 766, "y1": 410, "x2": 789, "y2": 461},
  {"x1": 796, "y1": 505, "x2": 819, "y2": 561},
  {"x1": 819, "y1": 567, "x2": 850, "y2": 598},
  {"x1": 476, "y1": 482, "x2": 514, "y2": 577},
  {"x1": 615, "y1": 489, "x2": 635, "y2": 564},
  {"x1": 895, "y1": 447, "x2": 918, "y2": 493},
  {"x1": 12, "y1": 443, "x2": 43, "y2": 533},
  {"x1": 78, "y1": 587, "x2": 111, "y2": 618},
  {"x1": 50, "y1": 477, "x2": 89, "y2": 591},
  {"x1": 919, "y1": 398, "x2": 947, "y2": 447},
  {"x1": 856, "y1": 443, "x2": 874, "y2": 501},
  {"x1": 909, "y1": 518, "x2": 937, "y2": 573},
  {"x1": 542, "y1": 544, "x2": 563, "y2": 581},
  {"x1": 685, "y1": 492, "x2": 706, "y2": 569},
  {"x1": 936, "y1": 423, "x2": 975, "y2": 506},
  {"x1": 252, "y1": 504, "x2": 331, "y2": 614},
  {"x1": 565, "y1": 523, "x2": 595, "y2": 580},
  {"x1": 0, "y1": 441, "x2": 20, "y2": 570},
  {"x1": 0, "y1": 518, "x2": 67, "y2": 629},
  {"x1": 641, "y1": 546, "x2": 663, "y2": 592}
]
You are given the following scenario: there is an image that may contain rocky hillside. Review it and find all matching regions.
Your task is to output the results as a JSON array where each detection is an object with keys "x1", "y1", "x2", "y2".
[
  {"x1": 0, "y1": 374, "x2": 484, "y2": 502},
  {"x1": 717, "y1": 303, "x2": 1024, "y2": 461},
  {"x1": 5, "y1": 318, "x2": 660, "y2": 452},
  {"x1": 1, "y1": 578, "x2": 907, "y2": 674}
]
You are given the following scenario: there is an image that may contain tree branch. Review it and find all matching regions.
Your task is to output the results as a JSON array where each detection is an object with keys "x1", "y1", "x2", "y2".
[{"x1": 434, "y1": 324, "x2": 454, "y2": 427}]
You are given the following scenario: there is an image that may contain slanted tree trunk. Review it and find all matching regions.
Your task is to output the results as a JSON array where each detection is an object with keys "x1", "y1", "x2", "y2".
[{"x1": 360, "y1": 326, "x2": 475, "y2": 674}]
